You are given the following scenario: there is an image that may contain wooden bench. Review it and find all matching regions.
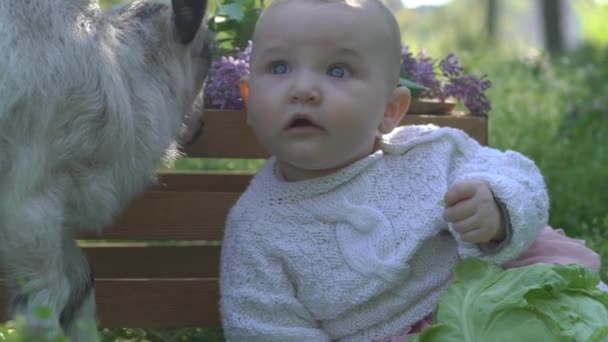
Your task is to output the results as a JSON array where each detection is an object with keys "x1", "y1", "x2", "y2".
[{"x1": 0, "y1": 109, "x2": 487, "y2": 329}]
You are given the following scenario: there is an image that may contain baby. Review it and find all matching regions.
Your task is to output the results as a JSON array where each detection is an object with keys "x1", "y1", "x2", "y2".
[{"x1": 220, "y1": 0, "x2": 601, "y2": 341}]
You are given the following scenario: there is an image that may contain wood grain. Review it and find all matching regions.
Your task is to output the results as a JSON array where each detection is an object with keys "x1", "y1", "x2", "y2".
[
  {"x1": 185, "y1": 110, "x2": 488, "y2": 158},
  {"x1": 0, "y1": 279, "x2": 220, "y2": 328}
]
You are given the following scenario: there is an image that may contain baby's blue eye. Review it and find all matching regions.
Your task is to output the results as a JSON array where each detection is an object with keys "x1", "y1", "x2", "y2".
[
  {"x1": 270, "y1": 62, "x2": 290, "y2": 75},
  {"x1": 327, "y1": 64, "x2": 350, "y2": 78}
]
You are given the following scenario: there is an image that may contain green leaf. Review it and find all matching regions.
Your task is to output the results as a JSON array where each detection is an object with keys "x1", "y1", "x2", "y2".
[
  {"x1": 217, "y1": 4, "x2": 245, "y2": 21},
  {"x1": 235, "y1": 9, "x2": 260, "y2": 48},
  {"x1": 399, "y1": 77, "x2": 427, "y2": 98},
  {"x1": 411, "y1": 258, "x2": 608, "y2": 342}
]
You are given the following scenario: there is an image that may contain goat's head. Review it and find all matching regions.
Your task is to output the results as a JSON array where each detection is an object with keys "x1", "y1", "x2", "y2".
[{"x1": 107, "y1": 0, "x2": 211, "y2": 148}]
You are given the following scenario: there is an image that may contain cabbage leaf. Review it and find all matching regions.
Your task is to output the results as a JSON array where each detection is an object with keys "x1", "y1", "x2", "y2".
[{"x1": 411, "y1": 258, "x2": 608, "y2": 342}]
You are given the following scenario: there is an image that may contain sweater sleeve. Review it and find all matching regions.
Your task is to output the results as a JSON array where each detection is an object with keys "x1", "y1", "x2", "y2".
[
  {"x1": 220, "y1": 208, "x2": 331, "y2": 342},
  {"x1": 443, "y1": 128, "x2": 549, "y2": 265}
]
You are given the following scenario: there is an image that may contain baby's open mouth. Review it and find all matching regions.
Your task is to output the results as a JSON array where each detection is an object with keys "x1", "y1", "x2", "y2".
[
  {"x1": 289, "y1": 118, "x2": 316, "y2": 128},
  {"x1": 284, "y1": 115, "x2": 324, "y2": 131}
]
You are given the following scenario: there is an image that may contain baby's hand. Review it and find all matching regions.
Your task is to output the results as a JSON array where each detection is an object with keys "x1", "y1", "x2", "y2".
[{"x1": 442, "y1": 180, "x2": 505, "y2": 244}]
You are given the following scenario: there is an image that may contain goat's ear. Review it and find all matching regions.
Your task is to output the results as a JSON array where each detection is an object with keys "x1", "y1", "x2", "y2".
[{"x1": 172, "y1": 0, "x2": 207, "y2": 45}]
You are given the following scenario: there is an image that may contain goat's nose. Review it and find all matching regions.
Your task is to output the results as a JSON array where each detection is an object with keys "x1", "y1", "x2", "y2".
[{"x1": 184, "y1": 119, "x2": 205, "y2": 147}]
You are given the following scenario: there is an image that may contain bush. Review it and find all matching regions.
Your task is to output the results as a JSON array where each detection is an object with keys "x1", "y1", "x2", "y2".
[{"x1": 483, "y1": 45, "x2": 608, "y2": 235}]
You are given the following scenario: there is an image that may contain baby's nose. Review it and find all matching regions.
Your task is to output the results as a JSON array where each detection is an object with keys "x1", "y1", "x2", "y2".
[
  {"x1": 290, "y1": 89, "x2": 320, "y2": 104},
  {"x1": 289, "y1": 73, "x2": 321, "y2": 104}
]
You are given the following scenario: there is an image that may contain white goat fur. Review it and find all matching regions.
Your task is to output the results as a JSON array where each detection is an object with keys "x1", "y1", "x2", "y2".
[{"x1": 0, "y1": 0, "x2": 209, "y2": 339}]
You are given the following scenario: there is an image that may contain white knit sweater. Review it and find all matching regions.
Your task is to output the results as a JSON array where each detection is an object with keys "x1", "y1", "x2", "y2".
[{"x1": 220, "y1": 125, "x2": 549, "y2": 341}]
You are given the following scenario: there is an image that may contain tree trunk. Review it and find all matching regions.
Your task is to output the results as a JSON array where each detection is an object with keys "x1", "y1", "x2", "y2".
[
  {"x1": 541, "y1": 0, "x2": 564, "y2": 55},
  {"x1": 486, "y1": 0, "x2": 498, "y2": 41}
]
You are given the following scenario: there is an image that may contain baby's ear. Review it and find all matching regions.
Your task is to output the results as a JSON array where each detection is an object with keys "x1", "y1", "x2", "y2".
[{"x1": 379, "y1": 86, "x2": 410, "y2": 134}]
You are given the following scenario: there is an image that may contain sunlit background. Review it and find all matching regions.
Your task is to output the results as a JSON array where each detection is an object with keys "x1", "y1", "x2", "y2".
[{"x1": 391, "y1": 0, "x2": 608, "y2": 56}]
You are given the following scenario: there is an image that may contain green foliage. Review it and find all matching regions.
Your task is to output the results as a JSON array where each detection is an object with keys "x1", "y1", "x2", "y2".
[
  {"x1": 0, "y1": 315, "x2": 224, "y2": 342},
  {"x1": 168, "y1": 158, "x2": 263, "y2": 172},
  {"x1": 0, "y1": 308, "x2": 98, "y2": 342},
  {"x1": 99, "y1": 327, "x2": 223, "y2": 341},
  {"x1": 482, "y1": 45, "x2": 608, "y2": 238},
  {"x1": 208, "y1": 0, "x2": 264, "y2": 55}
]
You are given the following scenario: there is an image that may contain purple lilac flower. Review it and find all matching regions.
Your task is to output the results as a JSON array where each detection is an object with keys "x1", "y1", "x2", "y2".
[
  {"x1": 443, "y1": 74, "x2": 492, "y2": 116},
  {"x1": 439, "y1": 53, "x2": 464, "y2": 78},
  {"x1": 401, "y1": 46, "x2": 442, "y2": 98},
  {"x1": 204, "y1": 41, "x2": 252, "y2": 110},
  {"x1": 235, "y1": 41, "x2": 253, "y2": 61},
  {"x1": 403, "y1": 45, "x2": 492, "y2": 116},
  {"x1": 440, "y1": 52, "x2": 493, "y2": 115}
]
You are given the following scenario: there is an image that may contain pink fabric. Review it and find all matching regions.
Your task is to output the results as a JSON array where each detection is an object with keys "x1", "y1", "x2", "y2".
[
  {"x1": 381, "y1": 225, "x2": 602, "y2": 342},
  {"x1": 502, "y1": 226, "x2": 601, "y2": 271}
]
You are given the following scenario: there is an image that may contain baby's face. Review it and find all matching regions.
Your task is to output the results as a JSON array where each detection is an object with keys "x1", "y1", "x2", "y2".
[{"x1": 245, "y1": 1, "x2": 397, "y2": 181}]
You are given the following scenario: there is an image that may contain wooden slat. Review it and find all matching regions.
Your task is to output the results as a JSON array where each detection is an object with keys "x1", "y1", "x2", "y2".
[
  {"x1": 86, "y1": 172, "x2": 253, "y2": 241},
  {"x1": 0, "y1": 246, "x2": 220, "y2": 279},
  {"x1": 96, "y1": 279, "x2": 219, "y2": 328},
  {"x1": 0, "y1": 279, "x2": 220, "y2": 328},
  {"x1": 403, "y1": 113, "x2": 487, "y2": 146},
  {"x1": 81, "y1": 191, "x2": 237, "y2": 241},
  {"x1": 82, "y1": 245, "x2": 220, "y2": 278},
  {"x1": 185, "y1": 110, "x2": 488, "y2": 158},
  {"x1": 81, "y1": 173, "x2": 254, "y2": 241},
  {"x1": 185, "y1": 109, "x2": 265, "y2": 158}
]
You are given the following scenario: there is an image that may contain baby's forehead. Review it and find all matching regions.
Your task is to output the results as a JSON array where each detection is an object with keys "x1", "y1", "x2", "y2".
[
  {"x1": 256, "y1": 0, "x2": 389, "y2": 33},
  {"x1": 253, "y1": 1, "x2": 392, "y2": 49}
]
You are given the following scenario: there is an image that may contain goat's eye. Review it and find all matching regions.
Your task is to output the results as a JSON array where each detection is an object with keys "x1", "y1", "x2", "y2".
[
  {"x1": 270, "y1": 61, "x2": 290, "y2": 75},
  {"x1": 327, "y1": 64, "x2": 350, "y2": 78}
]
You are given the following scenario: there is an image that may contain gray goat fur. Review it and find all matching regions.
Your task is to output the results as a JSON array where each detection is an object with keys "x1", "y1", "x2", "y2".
[{"x1": 0, "y1": 0, "x2": 210, "y2": 339}]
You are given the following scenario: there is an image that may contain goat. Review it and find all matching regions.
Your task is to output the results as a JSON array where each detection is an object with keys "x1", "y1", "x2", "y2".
[{"x1": 0, "y1": 0, "x2": 210, "y2": 339}]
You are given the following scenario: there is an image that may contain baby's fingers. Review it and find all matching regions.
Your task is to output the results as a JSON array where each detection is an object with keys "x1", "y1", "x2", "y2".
[
  {"x1": 450, "y1": 215, "x2": 479, "y2": 235},
  {"x1": 442, "y1": 199, "x2": 477, "y2": 223},
  {"x1": 444, "y1": 180, "x2": 479, "y2": 207},
  {"x1": 459, "y1": 228, "x2": 493, "y2": 244}
]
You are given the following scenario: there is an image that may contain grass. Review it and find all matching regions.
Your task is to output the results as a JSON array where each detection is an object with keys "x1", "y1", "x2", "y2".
[{"x1": 99, "y1": 327, "x2": 224, "y2": 341}]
